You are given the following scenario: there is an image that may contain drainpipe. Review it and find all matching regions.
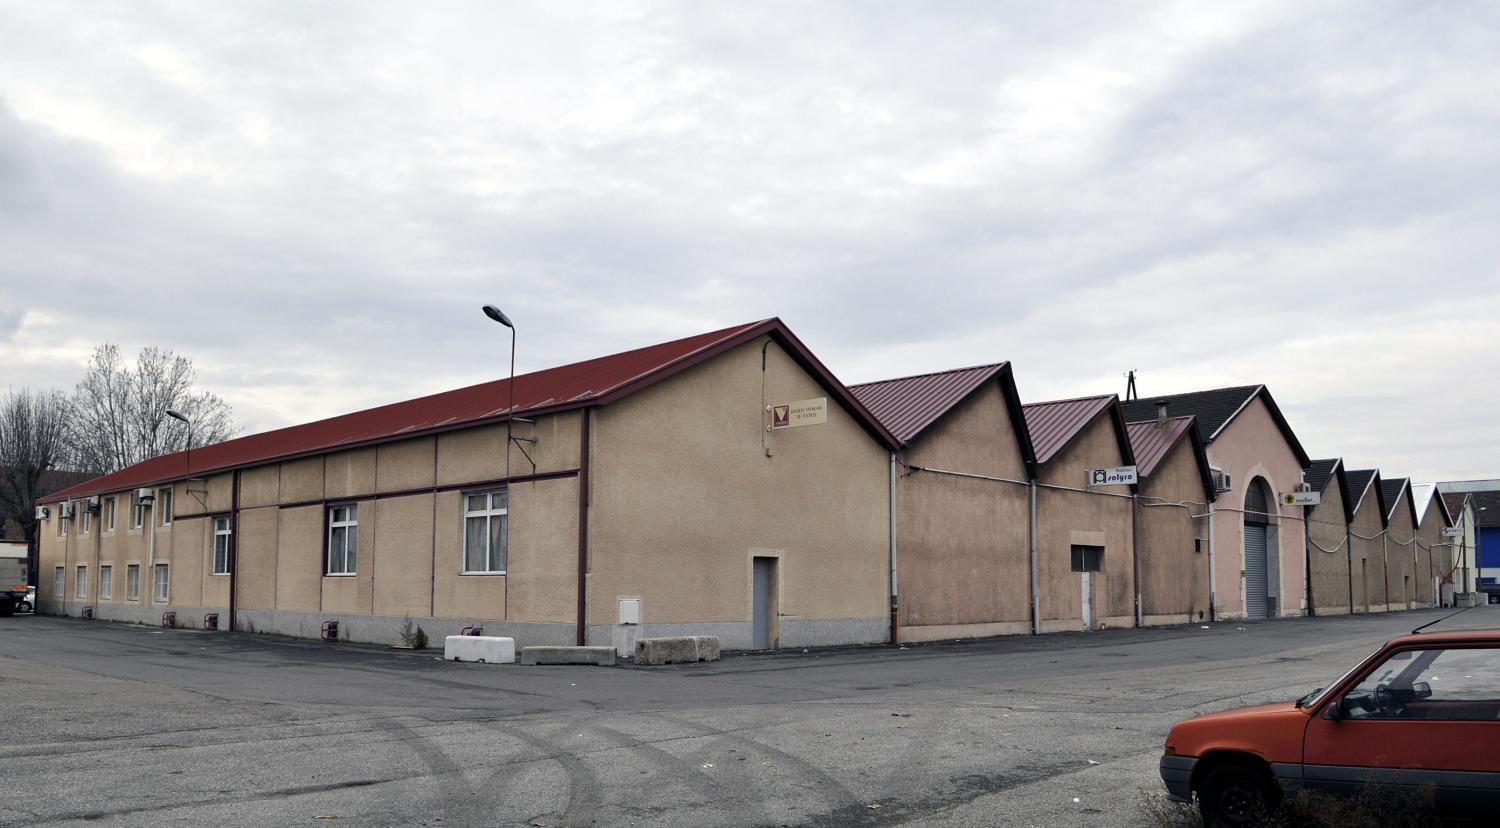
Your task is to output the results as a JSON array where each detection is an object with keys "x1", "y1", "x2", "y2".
[
  {"x1": 146, "y1": 498, "x2": 157, "y2": 606},
  {"x1": 229, "y1": 471, "x2": 240, "y2": 630},
  {"x1": 1207, "y1": 501, "x2": 1216, "y2": 622},
  {"x1": 1346, "y1": 522, "x2": 1355, "y2": 614},
  {"x1": 1303, "y1": 506, "x2": 1315, "y2": 617},
  {"x1": 888, "y1": 451, "x2": 899, "y2": 645},
  {"x1": 575, "y1": 408, "x2": 591, "y2": 646},
  {"x1": 1382, "y1": 531, "x2": 1390, "y2": 611},
  {"x1": 1131, "y1": 493, "x2": 1142, "y2": 628},
  {"x1": 1028, "y1": 480, "x2": 1040, "y2": 635}
]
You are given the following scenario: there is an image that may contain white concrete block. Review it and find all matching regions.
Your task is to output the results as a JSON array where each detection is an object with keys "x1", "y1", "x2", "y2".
[{"x1": 444, "y1": 635, "x2": 516, "y2": 664}]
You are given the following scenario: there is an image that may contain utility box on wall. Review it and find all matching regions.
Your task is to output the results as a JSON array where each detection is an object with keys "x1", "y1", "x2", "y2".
[{"x1": 618, "y1": 598, "x2": 641, "y2": 625}]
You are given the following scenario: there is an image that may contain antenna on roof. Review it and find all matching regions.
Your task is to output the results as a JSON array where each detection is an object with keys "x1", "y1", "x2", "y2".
[
  {"x1": 1125, "y1": 370, "x2": 1138, "y2": 401},
  {"x1": 1412, "y1": 605, "x2": 1476, "y2": 635}
]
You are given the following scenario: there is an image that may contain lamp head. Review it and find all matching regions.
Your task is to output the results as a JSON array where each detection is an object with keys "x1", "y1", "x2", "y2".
[
  {"x1": 482, "y1": 305, "x2": 514, "y2": 328},
  {"x1": 166, "y1": 409, "x2": 190, "y2": 424}
]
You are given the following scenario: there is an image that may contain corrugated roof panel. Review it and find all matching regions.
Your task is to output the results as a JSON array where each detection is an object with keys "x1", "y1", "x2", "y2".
[
  {"x1": 848, "y1": 364, "x2": 1007, "y2": 444},
  {"x1": 1303, "y1": 458, "x2": 1340, "y2": 494},
  {"x1": 1125, "y1": 417, "x2": 1195, "y2": 478},
  {"x1": 1382, "y1": 477, "x2": 1410, "y2": 521},
  {"x1": 45, "y1": 319, "x2": 782, "y2": 503},
  {"x1": 1021, "y1": 395, "x2": 1114, "y2": 465}
]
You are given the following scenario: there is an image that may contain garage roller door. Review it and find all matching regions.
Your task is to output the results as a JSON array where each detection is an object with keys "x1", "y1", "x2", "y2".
[{"x1": 1245, "y1": 524, "x2": 1269, "y2": 619}]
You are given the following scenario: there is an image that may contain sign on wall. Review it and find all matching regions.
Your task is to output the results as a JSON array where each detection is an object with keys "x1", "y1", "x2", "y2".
[
  {"x1": 772, "y1": 397, "x2": 827, "y2": 429},
  {"x1": 1281, "y1": 491, "x2": 1321, "y2": 506},
  {"x1": 1442, "y1": 527, "x2": 1464, "y2": 537},
  {"x1": 1087, "y1": 466, "x2": 1138, "y2": 486}
]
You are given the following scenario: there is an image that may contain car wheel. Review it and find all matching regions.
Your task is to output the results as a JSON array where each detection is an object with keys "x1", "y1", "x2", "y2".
[
  {"x1": 17, "y1": 600, "x2": 32, "y2": 613},
  {"x1": 1198, "y1": 763, "x2": 1278, "y2": 827}
]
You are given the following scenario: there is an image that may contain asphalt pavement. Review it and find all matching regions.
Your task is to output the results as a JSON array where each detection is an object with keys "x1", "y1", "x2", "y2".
[{"x1": 2, "y1": 604, "x2": 1494, "y2": 827}]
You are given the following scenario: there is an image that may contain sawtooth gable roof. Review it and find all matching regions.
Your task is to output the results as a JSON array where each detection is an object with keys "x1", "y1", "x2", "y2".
[
  {"x1": 1124, "y1": 416, "x2": 1216, "y2": 501},
  {"x1": 1022, "y1": 394, "x2": 1136, "y2": 473},
  {"x1": 1304, "y1": 458, "x2": 1355, "y2": 523},
  {"x1": 1441, "y1": 492, "x2": 1471, "y2": 524},
  {"x1": 1346, "y1": 469, "x2": 1387, "y2": 528},
  {"x1": 849, "y1": 363, "x2": 1037, "y2": 472},
  {"x1": 1121, "y1": 385, "x2": 1310, "y2": 466},
  {"x1": 45, "y1": 318, "x2": 899, "y2": 504},
  {"x1": 1412, "y1": 483, "x2": 1453, "y2": 528},
  {"x1": 1381, "y1": 477, "x2": 1418, "y2": 526}
]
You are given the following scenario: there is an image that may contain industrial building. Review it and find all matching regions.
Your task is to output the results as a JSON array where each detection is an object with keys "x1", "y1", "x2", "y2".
[
  {"x1": 1301, "y1": 459, "x2": 1356, "y2": 615},
  {"x1": 38, "y1": 319, "x2": 900, "y2": 651},
  {"x1": 1125, "y1": 413, "x2": 1216, "y2": 625}
]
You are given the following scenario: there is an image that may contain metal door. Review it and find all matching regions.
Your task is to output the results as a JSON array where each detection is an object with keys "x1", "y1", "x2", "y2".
[
  {"x1": 752, "y1": 557, "x2": 775, "y2": 649},
  {"x1": 1081, "y1": 572, "x2": 1093, "y2": 631},
  {"x1": 1245, "y1": 524, "x2": 1269, "y2": 619}
]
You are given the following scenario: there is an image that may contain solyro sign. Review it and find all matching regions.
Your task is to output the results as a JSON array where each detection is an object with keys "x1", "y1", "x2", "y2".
[{"x1": 1087, "y1": 466, "x2": 1138, "y2": 486}]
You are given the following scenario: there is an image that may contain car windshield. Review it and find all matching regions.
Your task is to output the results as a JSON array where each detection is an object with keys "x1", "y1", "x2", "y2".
[{"x1": 1296, "y1": 646, "x2": 1382, "y2": 708}]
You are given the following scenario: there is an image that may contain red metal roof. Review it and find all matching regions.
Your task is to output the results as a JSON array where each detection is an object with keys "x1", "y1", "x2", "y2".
[
  {"x1": 1021, "y1": 394, "x2": 1117, "y2": 465},
  {"x1": 1125, "y1": 416, "x2": 1195, "y2": 478},
  {"x1": 45, "y1": 318, "x2": 899, "y2": 503},
  {"x1": 1442, "y1": 492, "x2": 1470, "y2": 521},
  {"x1": 848, "y1": 364, "x2": 1007, "y2": 444}
]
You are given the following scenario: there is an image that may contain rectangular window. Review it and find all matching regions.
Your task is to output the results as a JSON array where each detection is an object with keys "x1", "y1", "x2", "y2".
[
  {"x1": 81, "y1": 508, "x2": 91, "y2": 535},
  {"x1": 126, "y1": 565, "x2": 141, "y2": 601},
  {"x1": 153, "y1": 564, "x2": 169, "y2": 602},
  {"x1": 326, "y1": 505, "x2": 358, "y2": 575},
  {"x1": 54, "y1": 566, "x2": 65, "y2": 599},
  {"x1": 1071, "y1": 545, "x2": 1104, "y2": 573},
  {"x1": 58, "y1": 507, "x2": 67, "y2": 537},
  {"x1": 131, "y1": 494, "x2": 144, "y2": 529},
  {"x1": 159, "y1": 488, "x2": 173, "y2": 526},
  {"x1": 463, "y1": 489, "x2": 509, "y2": 573},
  {"x1": 213, "y1": 517, "x2": 232, "y2": 575},
  {"x1": 99, "y1": 565, "x2": 113, "y2": 600},
  {"x1": 76, "y1": 565, "x2": 87, "y2": 599},
  {"x1": 106, "y1": 497, "x2": 116, "y2": 531}
]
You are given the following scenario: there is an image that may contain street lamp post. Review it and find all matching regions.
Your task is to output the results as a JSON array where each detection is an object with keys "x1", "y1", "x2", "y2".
[
  {"x1": 166, "y1": 408, "x2": 192, "y2": 483},
  {"x1": 482, "y1": 305, "x2": 517, "y2": 488}
]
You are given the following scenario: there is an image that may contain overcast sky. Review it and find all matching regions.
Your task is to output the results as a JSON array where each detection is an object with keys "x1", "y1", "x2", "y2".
[{"x1": 2, "y1": 1, "x2": 1496, "y2": 483}]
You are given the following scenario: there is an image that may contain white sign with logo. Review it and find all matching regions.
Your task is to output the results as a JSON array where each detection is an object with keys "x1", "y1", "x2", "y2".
[
  {"x1": 1281, "y1": 491, "x2": 1321, "y2": 506},
  {"x1": 1087, "y1": 466, "x2": 1138, "y2": 486},
  {"x1": 771, "y1": 397, "x2": 828, "y2": 430},
  {"x1": 1442, "y1": 526, "x2": 1464, "y2": 537}
]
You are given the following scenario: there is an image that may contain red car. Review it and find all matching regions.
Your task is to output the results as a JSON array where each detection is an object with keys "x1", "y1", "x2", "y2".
[{"x1": 1161, "y1": 628, "x2": 1500, "y2": 826}]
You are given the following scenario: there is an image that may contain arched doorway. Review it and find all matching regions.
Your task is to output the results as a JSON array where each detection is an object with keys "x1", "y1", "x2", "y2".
[{"x1": 1243, "y1": 478, "x2": 1276, "y2": 619}]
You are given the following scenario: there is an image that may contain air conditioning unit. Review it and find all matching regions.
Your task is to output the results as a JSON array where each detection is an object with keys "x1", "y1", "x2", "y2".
[
  {"x1": 1211, "y1": 468, "x2": 1233, "y2": 493},
  {"x1": 85, "y1": 496, "x2": 101, "y2": 513},
  {"x1": 35, "y1": 506, "x2": 49, "y2": 520},
  {"x1": 59, "y1": 503, "x2": 75, "y2": 520},
  {"x1": 135, "y1": 488, "x2": 155, "y2": 505}
]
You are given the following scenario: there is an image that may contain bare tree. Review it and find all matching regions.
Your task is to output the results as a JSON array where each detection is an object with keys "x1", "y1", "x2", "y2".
[
  {"x1": 0, "y1": 389, "x2": 73, "y2": 580},
  {"x1": 70, "y1": 345, "x2": 236, "y2": 475}
]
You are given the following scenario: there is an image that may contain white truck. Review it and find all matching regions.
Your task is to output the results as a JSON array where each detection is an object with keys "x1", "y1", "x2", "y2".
[{"x1": 0, "y1": 556, "x2": 27, "y2": 616}]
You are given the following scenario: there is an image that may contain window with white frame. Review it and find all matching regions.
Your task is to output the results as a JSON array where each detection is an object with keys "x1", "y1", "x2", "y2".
[
  {"x1": 126, "y1": 564, "x2": 140, "y2": 600},
  {"x1": 99, "y1": 565, "x2": 113, "y2": 600},
  {"x1": 212, "y1": 517, "x2": 232, "y2": 575},
  {"x1": 326, "y1": 505, "x2": 358, "y2": 575},
  {"x1": 105, "y1": 497, "x2": 116, "y2": 531},
  {"x1": 159, "y1": 488, "x2": 173, "y2": 526},
  {"x1": 81, "y1": 508, "x2": 91, "y2": 535},
  {"x1": 131, "y1": 494, "x2": 144, "y2": 529},
  {"x1": 58, "y1": 507, "x2": 67, "y2": 537},
  {"x1": 53, "y1": 566, "x2": 65, "y2": 599},
  {"x1": 463, "y1": 489, "x2": 508, "y2": 573},
  {"x1": 76, "y1": 565, "x2": 87, "y2": 599},
  {"x1": 153, "y1": 563, "x2": 169, "y2": 602}
]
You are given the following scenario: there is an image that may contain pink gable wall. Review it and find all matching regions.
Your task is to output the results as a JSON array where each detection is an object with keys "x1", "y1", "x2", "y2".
[{"x1": 1203, "y1": 395, "x2": 1309, "y2": 619}]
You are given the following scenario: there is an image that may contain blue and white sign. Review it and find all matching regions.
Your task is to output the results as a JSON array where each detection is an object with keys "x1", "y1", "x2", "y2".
[{"x1": 1088, "y1": 466, "x2": 1138, "y2": 486}]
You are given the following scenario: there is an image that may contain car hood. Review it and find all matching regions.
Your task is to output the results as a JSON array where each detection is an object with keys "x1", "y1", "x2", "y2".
[{"x1": 1166, "y1": 701, "x2": 1310, "y2": 762}]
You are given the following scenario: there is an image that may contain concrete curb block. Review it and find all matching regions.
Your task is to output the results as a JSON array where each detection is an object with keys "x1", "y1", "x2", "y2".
[
  {"x1": 520, "y1": 645, "x2": 617, "y2": 666},
  {"x1": 444, "y1": 635, "x2": 516, "y2": 664},
  {"x1": 634, "y1": 635, "x2": 721, "y2": 665}
]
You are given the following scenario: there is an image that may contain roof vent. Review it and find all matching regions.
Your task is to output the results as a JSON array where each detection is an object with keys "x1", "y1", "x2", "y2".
[{"x1": 1155, "y1": 400, "x2": 1170, "y2": 427}]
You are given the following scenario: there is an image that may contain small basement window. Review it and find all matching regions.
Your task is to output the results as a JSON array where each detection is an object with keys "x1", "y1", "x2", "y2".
[{"x1": 1071, "y1": 545, "x2": 1104, "y2": 573}]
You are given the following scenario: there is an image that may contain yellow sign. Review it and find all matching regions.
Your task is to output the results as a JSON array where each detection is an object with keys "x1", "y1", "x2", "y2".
[{"x1": 772, "y1": 397, "x2": 827, "y2": 429}]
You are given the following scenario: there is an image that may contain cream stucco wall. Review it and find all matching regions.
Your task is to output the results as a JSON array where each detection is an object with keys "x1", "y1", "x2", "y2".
[
  {"x1": 1305, "y1": 478, "x2": 1352, "y2": 615},
  {"x1": 894, "y1": 380, "x2": 1031, "y2": 641},
  {"x1": 1385, "y1": 492, "x2": 1418, "y2": 609},
  {"x1": 1136, "y1": 434, "x2": 1211, "y2": 624},
  {"x1": 587, "y1": 336, "x2": 890, "y2": 647},
  {"x1": 1349, "y1": 486, "x2": 1387, "y2": 612},
  {"x1": 1203, "y1": 397, "x2": 1308, "y2": 619},
  {"x1": 1035, "y1": 412, "x2": 1134, "y2": 631}
]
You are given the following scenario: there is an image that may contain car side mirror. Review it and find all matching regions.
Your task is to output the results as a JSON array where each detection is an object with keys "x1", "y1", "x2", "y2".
[{"x1": 1412, "y1": 681, "x2": 1432, "y2": 700}]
